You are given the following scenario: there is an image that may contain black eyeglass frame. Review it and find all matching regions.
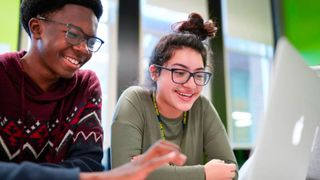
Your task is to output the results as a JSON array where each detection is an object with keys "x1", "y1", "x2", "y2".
[
  {"x1": 37, "y1": 16, "x2": 104, "y2": 52},
  {"x1": 153, "y1": 64, "x2": 212, "y2": 86}
]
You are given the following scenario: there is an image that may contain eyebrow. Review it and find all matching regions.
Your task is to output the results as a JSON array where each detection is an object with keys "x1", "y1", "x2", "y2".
[
  {"x1": 38, "y1": 16, "x2": 95, "y2": 37},
  {"x1": 68, "y1": 23, "x2": 96, "y2": 37},
  {"x1": 170, "y1": 63, "x2": 205, "y2": 71}
]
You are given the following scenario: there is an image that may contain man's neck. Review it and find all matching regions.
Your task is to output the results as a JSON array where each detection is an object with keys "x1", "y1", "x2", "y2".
[{"x1": 20, "y1": 53, "x2": 58, "y2": 92}]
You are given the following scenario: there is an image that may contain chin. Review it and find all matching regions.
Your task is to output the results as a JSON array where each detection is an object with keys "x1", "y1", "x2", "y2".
[{"x1": 178, "y1": 104, "x2": 193, "y2": 112}]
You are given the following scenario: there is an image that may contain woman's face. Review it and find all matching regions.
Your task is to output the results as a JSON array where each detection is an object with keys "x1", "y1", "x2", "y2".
[{"x1": 153, "y1": 47, "x2": 205, "y2": 118}]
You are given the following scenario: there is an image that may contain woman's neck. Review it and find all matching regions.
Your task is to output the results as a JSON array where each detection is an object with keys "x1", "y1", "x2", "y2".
[{"x1": 155, "y1": 94, "x2": 183, "y2": 119}]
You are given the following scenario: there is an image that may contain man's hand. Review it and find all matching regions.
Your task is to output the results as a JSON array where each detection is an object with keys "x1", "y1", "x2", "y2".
[{"x1": 80, "y1": 140, "x2": 186, "y2": 180}]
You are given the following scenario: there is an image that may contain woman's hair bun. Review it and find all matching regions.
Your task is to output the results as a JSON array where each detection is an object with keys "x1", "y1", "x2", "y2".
[{"x1": 171, "y1": 12, "x2": 217, "y2": 41}]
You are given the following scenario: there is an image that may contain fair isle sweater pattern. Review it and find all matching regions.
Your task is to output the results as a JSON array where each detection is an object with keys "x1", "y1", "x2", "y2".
[
  {"x1": 0, "y1": 51, "x2": 104, "y2": 171},
  {"x1": 0, "y1": 99, "x2": 102, "y2": 161}
]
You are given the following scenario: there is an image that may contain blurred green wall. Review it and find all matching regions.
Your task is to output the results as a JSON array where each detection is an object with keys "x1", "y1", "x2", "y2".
[
  {"x1": 0, "y1": 1, "x2": 20, "y2": 51},
  {"x1": 284, "y1": 0, "x2": 320, "y2": 66}
]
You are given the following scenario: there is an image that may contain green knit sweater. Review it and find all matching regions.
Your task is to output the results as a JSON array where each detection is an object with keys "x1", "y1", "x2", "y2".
[{"x1": 111, "y1": 86, "x2": 237, "y2": 180}]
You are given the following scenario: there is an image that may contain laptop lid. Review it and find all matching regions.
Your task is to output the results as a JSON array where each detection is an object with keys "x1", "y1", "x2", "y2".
[{"x1": 244, "y1": 37, "x2": 320, "y2": 180}]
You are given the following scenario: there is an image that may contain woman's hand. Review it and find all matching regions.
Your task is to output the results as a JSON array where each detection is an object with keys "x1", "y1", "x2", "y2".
[{"x1": 204, "y1": 159, "x2": 237, "y2": 180}]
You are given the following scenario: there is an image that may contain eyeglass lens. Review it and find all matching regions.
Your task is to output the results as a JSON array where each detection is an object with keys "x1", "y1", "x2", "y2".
[
  {"x1": 65, "y1": 25, "x2": 102, "y2": 52},
  {"x1": 172, "y1": 69, "x2": 211, "y2": 85}
]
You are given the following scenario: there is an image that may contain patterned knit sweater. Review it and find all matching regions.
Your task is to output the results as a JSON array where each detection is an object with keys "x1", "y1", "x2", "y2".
[{"x1": 0, "y1": 51, "x2": 104, "y2": 173}]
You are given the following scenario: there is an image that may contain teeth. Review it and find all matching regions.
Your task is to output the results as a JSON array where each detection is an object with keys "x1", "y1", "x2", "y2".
[
  {"x1": 178, "y1": 92, "x2": 193, "y2": 97},
  {"x1": 65, "y1": 56, "x2": 80, "y2": 65}
]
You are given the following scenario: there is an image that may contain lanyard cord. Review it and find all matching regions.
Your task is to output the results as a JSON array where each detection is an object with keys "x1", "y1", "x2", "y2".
[{"x1": 151, "y1": 91, "x2": 188, "y2": 140}]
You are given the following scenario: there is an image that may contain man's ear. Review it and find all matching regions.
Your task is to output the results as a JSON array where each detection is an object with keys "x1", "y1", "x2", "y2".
[
  {"x1": 28, "y1": 18, "x2": 42, "y2": 39},
  {"x1": 149, "y1": 64, "x2": 159, "y2": 81}
]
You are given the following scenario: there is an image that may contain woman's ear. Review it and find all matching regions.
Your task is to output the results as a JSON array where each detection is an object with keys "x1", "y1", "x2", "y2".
[
  {"x1": 149, "y1": 64, "x2": 159, "y2": 81},
  {"x1": 28, "y1": 18, "x2": 42, "y2": 39}
]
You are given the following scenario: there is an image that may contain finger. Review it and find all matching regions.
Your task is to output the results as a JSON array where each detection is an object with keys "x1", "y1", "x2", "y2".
[
  {"x1": 145, "y1": 147, "x2": 186, "y2": 166},
  {"x1": 131, "y1": 155, "x2": 142, "y2": 162},
  {"x1": 143, "y1": 140, "x2": 181, "y2": 160},
  {"x1": 229, "y1": 171, "x2": 236, "y2": 178},
  {"x1": 141, "y1": 151, "x2": 186, "y2": 175},
  {"x1": 153, "y1": 140, "x2": 181, "y2": 152},
  {"x1": 226, "y1": 163, "x2": 237, "y2": 170},
  {"x1": 168, "y1": 152, "x2": 187, "y2": 166},
  {"x1": 211, "y1": 159, "x2": 225, "y2": 164},
  {"x1": 157, "y1": 140, "x2": 180, "y2": 149}
]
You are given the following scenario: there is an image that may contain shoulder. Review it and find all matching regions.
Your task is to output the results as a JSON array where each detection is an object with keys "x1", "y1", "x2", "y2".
[
  {"x1": 76, "y1": 69, "x2": 99, "y2": 81},
  {"x1": 193, "y1": 94, "x2": 212, "y2": 108},
  {"x1": 120, "y1": 86, "x2": 150, "y2": 98},
  {"x1": 0, "y1": 51, "x2": 23, "y2": 60},
  {"x1": 0, "y1": 51, "x2": 26, "y2": 80},
  {"x1": 0, "y1": 51, "x2": 26, "y2": 67},
  {"x1": 76, "y1": 69, "x2": 100, "y2": 87},
  {"x1": 75, "y1": 69, "x2": 101, "y2": 95},
  {"x1": 116, "y1": 86, "x2": 151, "y2": 107},
  {"x1": 113, "y1": 86, "x2": 151, "y2": 122},
  {"x1": 192, "y1": 95, "x2": 220, "y2": 118}
]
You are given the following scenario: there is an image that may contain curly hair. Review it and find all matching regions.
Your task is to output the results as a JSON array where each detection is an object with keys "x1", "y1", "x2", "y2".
[
  {"x1": 20, "y1": 0, "x2": 103, "y2": 36},
  {"x1": 146, "y1": 12, "x2": 217, "y2": 89}
]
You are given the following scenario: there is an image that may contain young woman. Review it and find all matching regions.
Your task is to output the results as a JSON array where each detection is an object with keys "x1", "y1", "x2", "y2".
[{"x1": 111, "y1": 13, "x2": 237, "y2": 180}]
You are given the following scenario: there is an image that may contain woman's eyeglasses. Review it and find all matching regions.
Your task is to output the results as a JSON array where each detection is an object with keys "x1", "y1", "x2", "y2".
[
  {"x1": 37, "y1": 16, "x2": 104, "y2": 52},
  {"x1": 154, "y1": 64, "x2": 212, "y2": 86}
]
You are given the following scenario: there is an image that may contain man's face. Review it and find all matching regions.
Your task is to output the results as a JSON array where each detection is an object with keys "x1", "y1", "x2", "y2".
[{"x1": 33, "y1": 4, "x2": 99, "y2": 79}]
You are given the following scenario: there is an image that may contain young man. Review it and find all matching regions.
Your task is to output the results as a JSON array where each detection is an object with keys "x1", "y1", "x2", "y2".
[{"x1": 0, "y1": 0, "x2": 186, "y2": 179}]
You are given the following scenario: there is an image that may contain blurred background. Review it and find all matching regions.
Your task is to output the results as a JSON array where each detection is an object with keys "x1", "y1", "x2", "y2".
[{"x1": 1, "y1": 0, "x2": 319, "y2": 168}]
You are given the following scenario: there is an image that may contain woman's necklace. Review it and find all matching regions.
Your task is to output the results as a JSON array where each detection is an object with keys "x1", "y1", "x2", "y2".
[{"x1": 151, "y1": 91, "x2": 188, "y2": 140}]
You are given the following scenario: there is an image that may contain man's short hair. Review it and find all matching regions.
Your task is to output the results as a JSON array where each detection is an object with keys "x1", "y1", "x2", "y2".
[{"x1": 20, "y1": 0, "x2": 103, "y2": 36}]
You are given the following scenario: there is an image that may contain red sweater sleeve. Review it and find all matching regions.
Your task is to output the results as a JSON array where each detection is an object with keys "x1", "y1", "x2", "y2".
[
  {"x1": 0, "y1": 161, "x2": 79, "y2": 180},
  {"x1": 42, "y1": 71, "x2": 104, "y2": 172}
]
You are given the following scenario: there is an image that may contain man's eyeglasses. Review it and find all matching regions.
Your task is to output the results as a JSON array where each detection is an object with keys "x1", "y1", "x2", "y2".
[
  {"x1": 154, "y1": 64, "x2": 212, "y2": 86},
  {"x1": 37, "y1": 16, "x2": 104, "y2": 52}
]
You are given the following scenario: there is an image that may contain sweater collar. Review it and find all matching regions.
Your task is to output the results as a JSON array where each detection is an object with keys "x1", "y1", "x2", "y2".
[{"x1": 2, "y1": 51, "x2": 78, "y2": 102}]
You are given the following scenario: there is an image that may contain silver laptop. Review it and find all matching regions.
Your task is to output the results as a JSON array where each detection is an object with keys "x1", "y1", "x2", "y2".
[{"x1": 239, "y1": 37, "x2": 320, "y2": 180}]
